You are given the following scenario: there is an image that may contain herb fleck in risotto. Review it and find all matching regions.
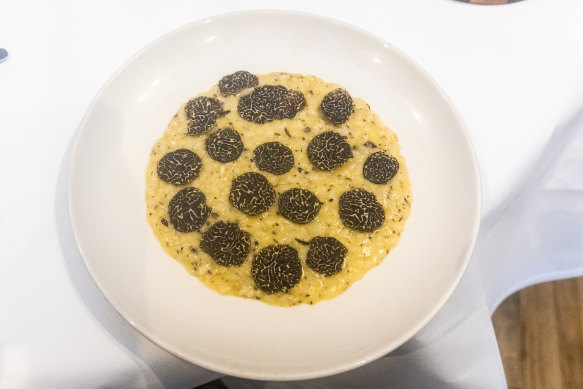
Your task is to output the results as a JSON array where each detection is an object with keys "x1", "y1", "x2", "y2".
[{"x1": 146, "y1": 71, "x2": 412, "y2": 306}]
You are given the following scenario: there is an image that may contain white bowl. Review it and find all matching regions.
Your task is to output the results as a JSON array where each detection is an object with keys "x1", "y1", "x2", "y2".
[{"x1": 68, "y1": 10, "x2": 480, "y2": 380}]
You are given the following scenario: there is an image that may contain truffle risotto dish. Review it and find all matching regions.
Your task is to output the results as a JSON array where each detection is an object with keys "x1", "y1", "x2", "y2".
[{"x1": 146, "y1": 71, "x2": 412, "y2": 307}]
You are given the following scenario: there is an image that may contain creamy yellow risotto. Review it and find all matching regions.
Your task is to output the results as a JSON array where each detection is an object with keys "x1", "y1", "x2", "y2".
[{"x1": 146, "y1": 72, "x2": 411, "y2": 306}]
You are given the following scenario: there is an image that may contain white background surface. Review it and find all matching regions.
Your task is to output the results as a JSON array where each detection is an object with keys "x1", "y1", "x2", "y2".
[{"x1": 2, "y1": 0, "x2": 583, "y2": 387}]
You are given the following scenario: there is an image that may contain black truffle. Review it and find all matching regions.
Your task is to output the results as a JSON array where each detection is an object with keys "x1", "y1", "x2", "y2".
[
  {"x1": 307, "y1": 131, "x2": 353, "y2": 171},
  {"x1": 253, "y1": 142, "x2": 294, "y2": 175},
  {"x1": 168, "y1": 187, "x2": 212, "y2": 232},
  {"x1": 205, "y1": 128, "x2": 244, "y2": 162},
  {"x1": 238, "y1": 85, "x2": 306, "y2": 124},
  {"x1": 185, "y1": 96, "x2": 224, "y2": 135},
  {"x1": 278, "y1": 188, "x2": 323, "y2": 224},
  {"x1": 200, "y1": 221, "x2": 251, "y2": 266},
  {"x1": 252, "y1": 245, "x2": 302, "y2": 294},
  {"x1": 218, "y1": 71, "x2": 258, "y2": 95},
  {"x1": 156, "y1": 149, "x2": 202, "y2": 185},
  {"x1": 229, "y1": 172, "x2": 276, "y2": 216},
  {"x1": 306, "y1": 237, "x2": 347, "y2": 276},
  {"x1": 287, "y1": 90, "x2": 307, "y2": 114},
  {"x1": 339, "y1": 189, "x2": 385, "y2": 232},
  {"x1": 363, "y1": 152, "x2": 399, "y2": 184},
  {"x1": 321, "y1": 88, "x2": 353, "y2": 125}
]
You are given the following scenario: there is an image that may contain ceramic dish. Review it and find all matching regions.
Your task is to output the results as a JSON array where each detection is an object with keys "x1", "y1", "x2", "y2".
[{"x1": 68, "y1": 10, "x2": 480, "y2": 380}]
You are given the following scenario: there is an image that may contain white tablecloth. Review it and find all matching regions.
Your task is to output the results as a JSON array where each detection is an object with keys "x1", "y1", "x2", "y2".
[{"x1": 2, "y1": 1, "x2": 583, "y2": 387}]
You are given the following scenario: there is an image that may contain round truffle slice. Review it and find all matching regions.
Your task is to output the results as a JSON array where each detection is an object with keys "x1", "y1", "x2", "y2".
[
  {"x1": 286, "y1": 90, "x2": 307, "y2": 116},
  {"x1": 278, "y1": 188, "x2": 323, "y2": 224},
  {"x1": 238, "y1": 85, "x2": 306, "y2": 124},
  {"x1": 306, "y1": 237, "x2": 347, "y2": 276},
  {"x1": 363, "y1": 151, "x2": 400, "y2": 184},
  {"x1": 205, "y1": 128, "x2": 244, "y2": 162},
  {"x1": 339, "y1": 189, "x2": 385, "y2": 232},
  {"x1": 218, "y1": 71, "x2": 259, "y2": 95},
  {"x1": 229, "y1": 172, "x2": 276, "y2": 216},
  {"x1": 168, "y1": 187, "x2": 212, "y2": 232},
  {"x1": 307, "y1": 131, "x2": 353, "y2": 171},
  {"x1": 252, "y1": 245, "x2": 302, "y2": 294},
  {"x1": 200, "y1": 221, "x2": 252, "y2": 266},
  {"x1": 321, "y1": 88, "x2": 354, "y2": 125},
  {"x1": 156, "y1": 149, "x2": 202, "y2": 185},
  {"x1": 184, "y1": 96, "x2": 224, "y2": 135},
  {"x1": 253, "y1": 142, "x2": 294, "y2": 175}
]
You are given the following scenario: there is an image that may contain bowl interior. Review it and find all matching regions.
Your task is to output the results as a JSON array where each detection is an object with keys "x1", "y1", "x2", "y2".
[{"x1": 69, "y1": 11, "x2": 480, "y2": 380}]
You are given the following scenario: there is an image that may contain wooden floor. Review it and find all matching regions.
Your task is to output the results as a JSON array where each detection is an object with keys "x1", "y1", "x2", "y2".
[{"x1": 492, "y1": 276, "x2": 583, "y2": 389}]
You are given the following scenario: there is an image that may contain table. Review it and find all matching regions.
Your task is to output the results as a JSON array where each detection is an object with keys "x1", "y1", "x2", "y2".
[{"x1": 2, "y1": 1, "x2": 583, "y2": 387}]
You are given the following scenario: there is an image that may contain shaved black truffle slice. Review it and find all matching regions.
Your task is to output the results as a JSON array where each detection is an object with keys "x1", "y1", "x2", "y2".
[
  {"x1": 306, "y1": 237, "x2": 347, "y2": 276},
  {"x1": 278, "y1": 188, "x2": 323, "y2": 224},
  {"x1": 168, "y1": 187, "x2": 211, "y2": 232},
  {"x1": 307, "y1": 131, "x2": 353, "y2": 171},
  {"x1": 253, "y1": 142, "x2": 294, "y2": 175},
  {"x1": 205, "y1": 128, "x2": 244, "y2": 162},
  {"x1": 218, "y1": 71, "x2": 258, "y2": 95},
  {"x1": 321, "y1": 88, "x2": 353, "y2": 125},
  {"x1": 238, "y1": 85, "x2": 306, "y2": 124},
  {"x1": 229, "y1": 172, "x2": 276, "y2": 216},
  {"x1": 252, "y1": 245, "x2": 302, "y2": 294},
  {"x1": 363, "y1": 152, "x2": 400, "y2": 184},
  {"x1": 200, "y1": 221, "x2": 251, "y2": 266},
  {"x1": 339, "y1": 189, "x2": 385, "y2": 232},
  {"x1": 287, "y1": 90, "x2": 307, "y2": 114},
  {"x1": 156, "y1": 149, "x2": 202, "y2": 185},
  {"x1": 185, "y1": 96, "x2": 224, "y2": 135}
]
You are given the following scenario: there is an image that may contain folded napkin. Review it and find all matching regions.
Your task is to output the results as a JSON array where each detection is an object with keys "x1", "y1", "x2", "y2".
[
  {"x1": 220, "y1": 107, "x2": 583, "y2": 388},
  {"x1": 476, "y1": 106, "x2": 583, "y2": 312}
]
